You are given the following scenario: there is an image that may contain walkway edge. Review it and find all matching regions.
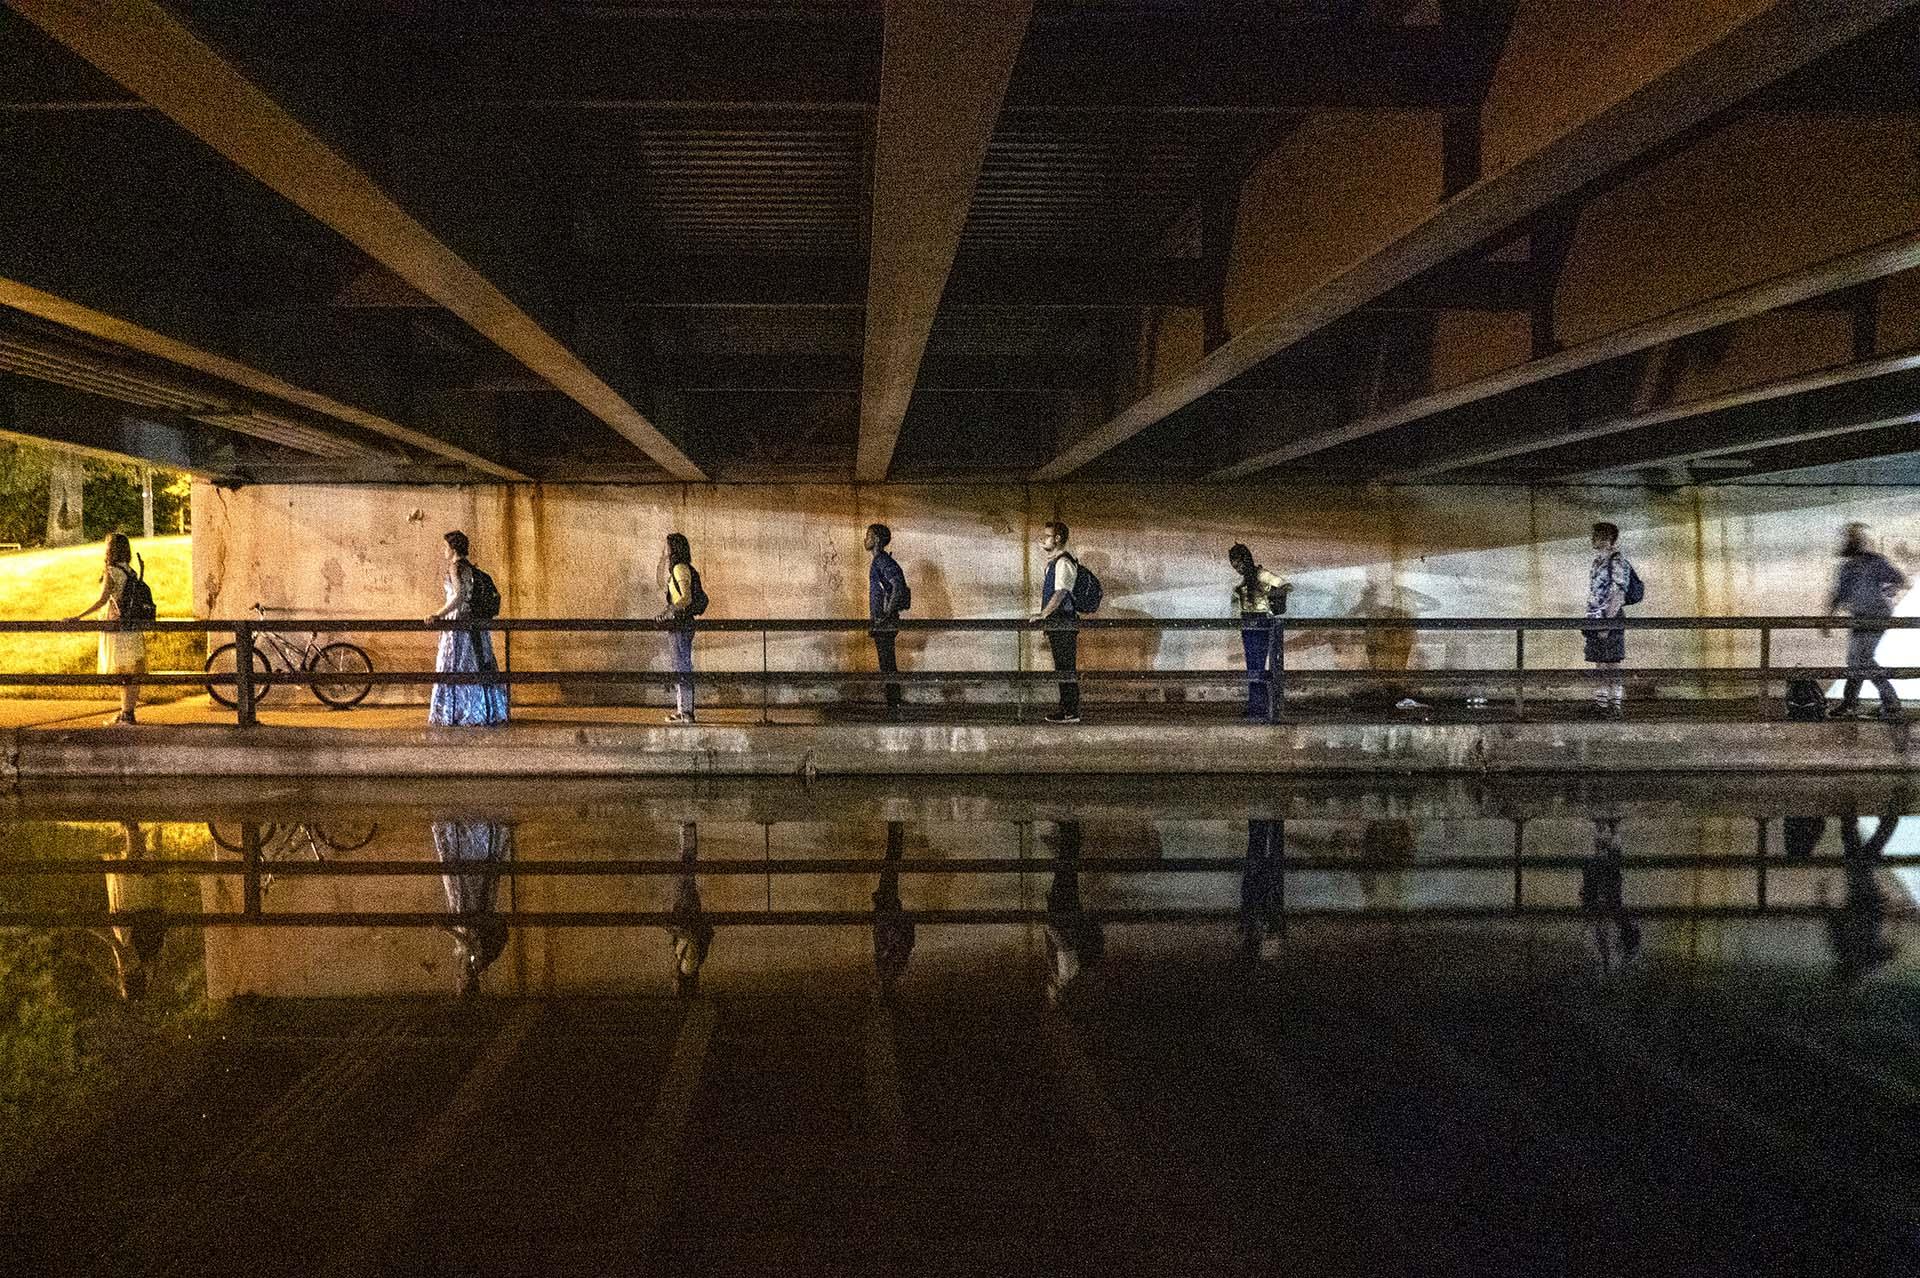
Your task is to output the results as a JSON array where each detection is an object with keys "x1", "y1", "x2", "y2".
[{"x1": 7, "y1": 718, "x2": 1916, "y2": 777}]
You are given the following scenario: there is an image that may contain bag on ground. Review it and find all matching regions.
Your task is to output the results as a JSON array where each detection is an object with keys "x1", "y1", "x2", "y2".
[{"x1": 1784, "y1": 677, "x2": 1827, "y2": 722}]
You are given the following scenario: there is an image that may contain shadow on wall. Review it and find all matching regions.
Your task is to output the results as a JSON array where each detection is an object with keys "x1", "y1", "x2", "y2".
[
  {"x1": 1071, "y1": 552, "x2": 1164, "y2": 691},
  {"x1": 898, "y1": 561, "x2": 963, "y2": 699}
]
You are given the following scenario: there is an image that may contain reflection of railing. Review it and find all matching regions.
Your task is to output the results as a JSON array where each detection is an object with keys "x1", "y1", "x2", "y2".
[
  {"x1": 0, "y1": 815, "x2": 1907, "y2": 926},
  {"x1": 0, "y1": 614, "x2": 1916, "y2": 725}
]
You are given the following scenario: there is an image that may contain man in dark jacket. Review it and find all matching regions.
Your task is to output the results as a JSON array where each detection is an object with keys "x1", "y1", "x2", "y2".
[
  {"x1": 1825, "y1": 522, "x2": 1909, "y2": 719},
  {"x1": 866, "y1": 523, "x2": 910, "y2": 718}
]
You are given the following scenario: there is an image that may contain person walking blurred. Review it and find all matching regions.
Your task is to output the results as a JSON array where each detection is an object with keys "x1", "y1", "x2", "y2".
[{"x1": 1825, "y1": 522, "x2": 1908, "y2": 720}]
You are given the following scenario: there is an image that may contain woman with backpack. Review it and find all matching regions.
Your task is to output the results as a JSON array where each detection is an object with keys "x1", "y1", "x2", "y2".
[
  {"x1": 425, "y1": 530, "x2": 508, "y2": 727},
  {"x1": 659, "y1": 532, "x2": 707, "y2": 724},
  {"x1": 68, "y1": 532, "x2": 151, "y2": 725}
]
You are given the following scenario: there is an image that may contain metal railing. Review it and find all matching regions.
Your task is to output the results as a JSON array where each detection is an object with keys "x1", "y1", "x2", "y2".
[{"x1": 1, "y1": 613, "x2": 1916, "y2": 726}]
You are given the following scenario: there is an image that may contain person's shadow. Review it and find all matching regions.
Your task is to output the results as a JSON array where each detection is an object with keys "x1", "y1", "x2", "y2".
[
  {"x1": 1069, "y1": 554, "x2": 1162, "y2": 705},
  {"x1": 1333, "y1": 579, "x2": 1440, "y2": 708},
  {"x1": 895, "y1": 560, "x2": 957, "y2": 706}
]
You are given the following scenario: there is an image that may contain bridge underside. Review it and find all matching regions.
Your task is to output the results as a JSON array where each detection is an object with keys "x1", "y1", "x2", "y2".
[{"x1": 2, "y1": 1, "x2": 1918, "y2": 489}]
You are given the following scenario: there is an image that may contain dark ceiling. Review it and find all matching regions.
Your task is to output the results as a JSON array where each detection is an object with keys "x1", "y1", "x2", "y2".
[{"x1": 2, "y1": 0, "x2": 1918, "y2": 486}]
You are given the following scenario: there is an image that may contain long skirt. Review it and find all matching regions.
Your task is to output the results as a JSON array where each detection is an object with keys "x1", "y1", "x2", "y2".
[{"x1": 429, "y1": 629, "x2": 509, "y2": 726}]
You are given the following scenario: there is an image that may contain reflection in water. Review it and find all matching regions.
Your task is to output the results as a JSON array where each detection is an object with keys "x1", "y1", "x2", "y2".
[
  {"x1": 1828, "y1": 809, "x2": 1902, "y2": 985},
  {"x1": 1044, "y1": 821, "x2": 1104, "y2": 1006},
  {"x1": 433, "y1": 819, "x2": 512, "y2": 996},
  {"x1": 1581, "y1": 818, "x2": 1642, "y2": 974},
  {"x1": 668, "y1": 822, "x2": 712, "y2": 997},
  {"x1": 872, "y1": 821, "x2": 914, "y2": 994},
  {"x1": 1239, "y1": 819, "x2": 1285, "y2": 963},
  {"x1": 94, "y1": 820, "x2": 166, "y2": 1000}
]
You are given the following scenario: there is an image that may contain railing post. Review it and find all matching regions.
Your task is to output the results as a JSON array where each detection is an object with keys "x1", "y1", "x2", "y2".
[
  {"x1": 1755, "y1": 816, "x2": 1768, "y2": 911},
  {"x1": 1269, "y1": 617, "x2": 1284, "y2": 722},
  {"x1": 1757, "y1": 625, "x2": 1773, "y2": 720},
  {"x1": 1511, "y1": 818, "x2": 1524, "y2": 910},
  {"x1": 761, "y1": 627, "x2": 770, "y2": 725},
  {"x1": 1014, "y1": 620, "x2": 1026, "y2": 723},
  {"x1": 1512, "y1": 628, "x2": 1526, "y2": 720},
  {"x1": 235, "y1": 621, "x2": 257, "y2": 727},
  {"x1": 241, "y1": 819, "x2": 263, "y2": 915}
]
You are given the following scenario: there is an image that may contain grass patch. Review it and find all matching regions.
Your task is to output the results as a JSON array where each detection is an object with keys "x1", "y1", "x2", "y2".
[{"x1": 0, "y1": 538, "x2": 201, "y2": 699}]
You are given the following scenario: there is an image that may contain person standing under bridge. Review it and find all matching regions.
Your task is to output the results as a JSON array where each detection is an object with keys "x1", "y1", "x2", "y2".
[
  {"x1": 425, "y1": 530, "x2": 509, "y2": 727},
  {"x1": 1031, "y1": 520, "x2": 1082, "y2": 724},
  {"x1": 1584, "y1": 522, "x2": 1632, "y2": 718},
  {"x1": 659, "y1": 532, "x2": 707, "y2": 724},
  {"x1": 866, "y1": 523, "x2": 910, "y2": 720},
  {"x1": 1228, "y1": 543, "x2": 1290, "y2": 719},
  {"x1": 68, "y1": 532, "x2": 146, "y2": 726},
  {"x1": 1824, "y1": 522, "x2": 1908, "y2": 720}
]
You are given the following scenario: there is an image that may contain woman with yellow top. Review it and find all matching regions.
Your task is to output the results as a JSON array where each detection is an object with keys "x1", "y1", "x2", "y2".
[
  {"x1": 1229, "y1": 543, "x2": 1290, "y2": 719},
  {"x1": 659, "y1": 532, "x2": 702, "y2": 723}
]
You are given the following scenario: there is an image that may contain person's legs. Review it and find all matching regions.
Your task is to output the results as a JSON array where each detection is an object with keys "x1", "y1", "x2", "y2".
[
  {"x1": 1046, "y1": 628, "x2": 1079, "y2": 718},
  {"x1": 1846, "y1": 628, "x2": 1900, "y2": 712},
  {"x1": 872, "y1": 630, "x2": 901, "y2": 711},
  {"x1": 670, "y1": 628, "x2": 695, "y2": 717},
  {"x1": 1241, "y1": 625, "x2": 1271, "y2": 718}
]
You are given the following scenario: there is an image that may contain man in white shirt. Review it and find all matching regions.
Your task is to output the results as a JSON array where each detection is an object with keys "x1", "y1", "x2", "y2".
[{"x1": 1029, "y1": 520, "x2": 1081, "y2": 724}]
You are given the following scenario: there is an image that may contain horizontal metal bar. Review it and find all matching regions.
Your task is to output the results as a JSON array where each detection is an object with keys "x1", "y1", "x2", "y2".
[
  {"x1": 0, "y1": 615, "x2": 1909, "y2": 635},
  {"x1": 4, "y1": 852, "x2": 1912, "y2": 877},
  {"x1": 0, "y1": 903, "x2": 1899, "y2": 928}
]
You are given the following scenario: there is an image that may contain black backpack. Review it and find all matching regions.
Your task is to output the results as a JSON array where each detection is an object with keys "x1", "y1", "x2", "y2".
[
  {"x1": 118, "y1": 555, "x2": 157, "y2": 623},
  {"x1": 1784, "y1": 677, "x2": 1827, "y2": 722},
  {"x1": 1623, "y1": 561, "x2": 1645, "y2": 606},
  {"x1": 687, "y1": 567, "x2": 710, "y2": 617},
  {"x1": 1065, "y1": 554, "x2": 1103, "y2": 614},
  {"x1": 467, "y1": 565, "x2": 502, "y2": 620}
]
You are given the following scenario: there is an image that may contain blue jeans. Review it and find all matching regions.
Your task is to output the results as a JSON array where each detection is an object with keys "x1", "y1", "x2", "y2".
[
  {"x1": 668, "y1": 628, "x2": 694, "y2": 715},
  {"x1": 1241, "y1": 618, "x2": 1275, "y2": 717}
]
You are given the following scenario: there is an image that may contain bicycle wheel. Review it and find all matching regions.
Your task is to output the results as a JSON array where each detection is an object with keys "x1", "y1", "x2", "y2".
[
  {"x1": 311, "y1": 819, "x2": 377, "y2": 853},
  {"x1": 208, "y1": 820, "x2": 284, "y2": 854},
  {"x1": 205, "y1": 642, "x2": 274, "y2": 709},
  {"x1": 308, "y1": 642, "x2": 374, "y2": 709}
]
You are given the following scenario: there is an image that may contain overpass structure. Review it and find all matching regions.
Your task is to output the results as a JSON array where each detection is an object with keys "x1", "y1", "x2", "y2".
[{"x1": 3, "y1": 0, "x2": 1918, "y2": 490}]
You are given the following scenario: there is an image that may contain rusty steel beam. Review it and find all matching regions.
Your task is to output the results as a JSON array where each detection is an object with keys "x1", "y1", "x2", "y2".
[
  {"x1": 855, "y1": 0, "x2": 1034, "y2": 482},
  {"x1": 9, "y1": 0, "x2": 703, "y2": 481},
  {"x1": 1039, "y1": 0, "x2": 1914, "y2": 482}
]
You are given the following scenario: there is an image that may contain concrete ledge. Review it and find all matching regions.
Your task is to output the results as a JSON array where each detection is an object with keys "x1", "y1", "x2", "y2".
[{"x1": 5, "y1": 717, "x2": 1915, "y2": 778}]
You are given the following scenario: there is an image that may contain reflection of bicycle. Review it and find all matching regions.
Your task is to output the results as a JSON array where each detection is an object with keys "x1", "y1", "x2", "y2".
[
  {"x1": 205, "y1": 603, "x2": 374, "y2": 709},
  {"x1": 207, "y1": 819, "x2": 378, "y2": 894}
]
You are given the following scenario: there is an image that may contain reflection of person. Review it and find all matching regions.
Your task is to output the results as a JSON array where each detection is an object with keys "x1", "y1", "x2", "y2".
[
  {"x1": 867, "y1": 524, "x2": 910, "y2": 719},
  {"x1": 425, "y1": 531, "x2": 509, "y2": 727},
  {"x1": 1238, "y1": 818, "x2": 1286, "y2": 961},
  {"x1": 67, "y1": 532, "x2": 146, "y2": 726},
  {"x1": 1827, "y1": 809, "x2": 1901, "y2": 985},
  {"x1": 95, "y1": 820, "x2": 166, "y2": 999},
  {"x1": 433, "y1": 819, "x2": 512, "y2": 995},
  {"x1": 1824, "y1": 522, "x2": 1908, "y2": 721},
  {"x1": 668, "y1": 822, "x2": 713, "y2": 996},
  {"x1": 1580, "y1": 818, "x2": 1642, "y2": 972},
  {"x1": 1044, "y1": 821, "x2": 1103, "y2": 1006},
  {"x1": 872, "y1": 821, "x2": 915, "y2": 993},
  {"x1": 1228, "y1": 544, "x2": 1290, "y2": 720}
]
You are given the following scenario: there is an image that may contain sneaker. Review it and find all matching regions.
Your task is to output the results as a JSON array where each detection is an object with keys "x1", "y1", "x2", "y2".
[
  {"x1": 1044, "y1": 711, "x2": 1081, "y2": 725},
  {"x1": 1875, "y1": 706, "x2": 1907, "y2": 722},
  {"x1": 1829, "y1": 704, "x2": 1862, "y2": 720},
  {"x1": 664, "y1": 711, "x2": 695, "y2": 724}
]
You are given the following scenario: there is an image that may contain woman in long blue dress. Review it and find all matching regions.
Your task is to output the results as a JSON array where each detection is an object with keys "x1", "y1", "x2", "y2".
[{"x1": 426, "y1": 530, "x2": 509, "y2": 727}]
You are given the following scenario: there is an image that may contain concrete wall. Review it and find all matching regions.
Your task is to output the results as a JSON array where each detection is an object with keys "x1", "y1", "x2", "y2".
[{"x1": 192, "y1": 480, "x2": 1920, "y2": 704}]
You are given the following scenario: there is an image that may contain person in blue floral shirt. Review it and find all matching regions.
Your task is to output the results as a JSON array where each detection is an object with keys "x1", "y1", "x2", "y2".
[{"x1": 1584, "y1": 522, "x2": 1631, "y2": 717}]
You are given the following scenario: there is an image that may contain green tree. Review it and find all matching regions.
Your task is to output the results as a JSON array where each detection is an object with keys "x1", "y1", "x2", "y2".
[{"x1": 0, "y1": 442, "x2": 52, "y2": 547}]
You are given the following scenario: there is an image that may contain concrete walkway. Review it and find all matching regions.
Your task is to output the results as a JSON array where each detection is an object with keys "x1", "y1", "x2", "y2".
[{"x1": 1, "y1": 695, "x2": 1910, "y2": 778}]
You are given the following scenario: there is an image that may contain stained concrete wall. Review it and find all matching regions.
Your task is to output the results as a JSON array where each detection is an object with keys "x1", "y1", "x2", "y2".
[{"x1": 191, "y1": 480, "x2": 1920, "y2": 704}]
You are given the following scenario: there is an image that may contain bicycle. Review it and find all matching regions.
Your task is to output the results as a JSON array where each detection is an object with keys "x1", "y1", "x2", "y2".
[
  {"x1": 204, "y1": 603, "x2": 375, "y2": 709},
  {"x1": 207, "y1": 819, "x2": 379, "y2": 895}
]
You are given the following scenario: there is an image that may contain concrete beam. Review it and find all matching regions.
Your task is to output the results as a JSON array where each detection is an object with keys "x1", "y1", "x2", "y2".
[
  {"x1": 1712, "y1": 420, "x2": 1920, "y2": 481},
  {"x1": 1563, "y1": 406, "x2": 1920, "y2": 482},
  {"x1": 854, "y1": 0, "x2": 1034, "y2": 483},
  {"x1": 1037, "y1": 0, "x2": 1914, "y2": 482},
  {"x1": 1359, "y1": 231, "x2": 1920, "y2": 480},
  {"x1": 611, "y1": 256, "x2": 1214, "y2": 311},
  {"x1": 1531, "y1": 357, "x2": 1920, "y2": 481},
  {"x1": 0, "y1": 276, "x2": 530, "y2": 480},
  {"x1": 7, "y1": 0, "x2": 704, "y2": 482}
]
